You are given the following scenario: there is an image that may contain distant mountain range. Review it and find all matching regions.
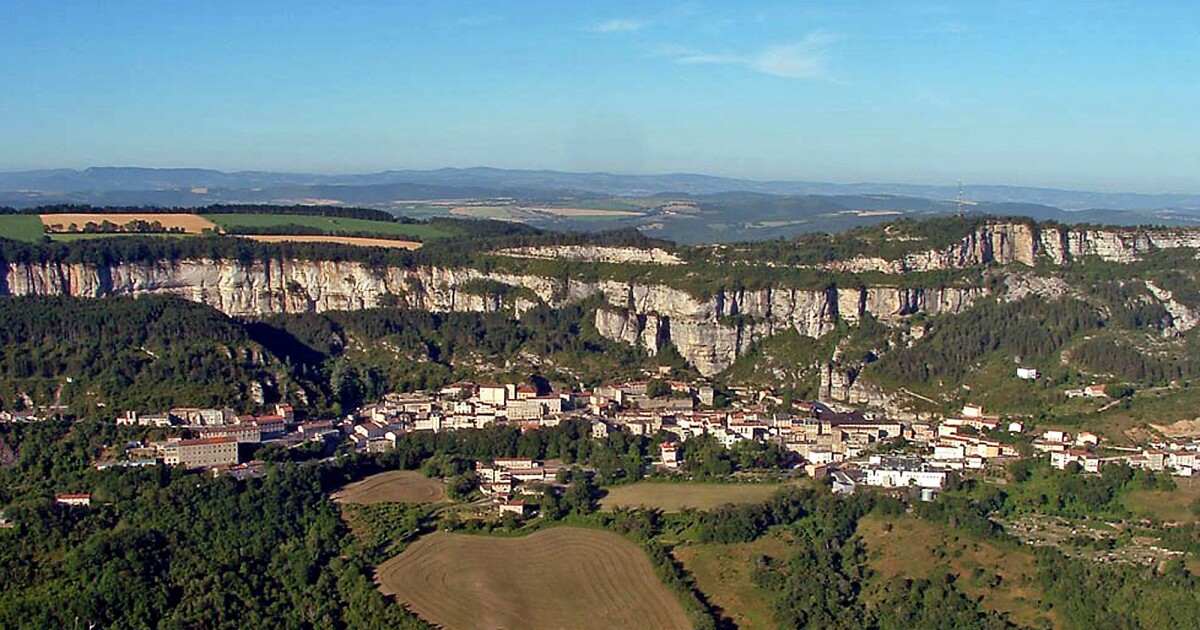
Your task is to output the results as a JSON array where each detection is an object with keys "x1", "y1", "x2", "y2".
[
  {"x1": 3, "y1": 166, "x2": 1199, "y2": 243},
  {"x1": 3, "y1": 166, "x2": 1198, "y2": 211}
]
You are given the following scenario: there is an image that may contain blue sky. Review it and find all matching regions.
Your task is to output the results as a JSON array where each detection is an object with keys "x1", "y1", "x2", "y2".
[{"x1": 1, "y1": 0, "x2": 1197, "y2": 192}]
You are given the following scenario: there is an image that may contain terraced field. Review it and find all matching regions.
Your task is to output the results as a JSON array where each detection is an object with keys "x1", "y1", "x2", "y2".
[
  {"x1": 331, "y1": 471, "x2": 447, "y2": 505},
  {"x1": 376, "y1": 528, "x2": 690, "y2": 630}
]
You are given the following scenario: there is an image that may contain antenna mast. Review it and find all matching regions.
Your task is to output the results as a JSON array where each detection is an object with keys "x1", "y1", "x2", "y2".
[{"x1": 956, "y1": 180, "x2": 965, "y2": 217}]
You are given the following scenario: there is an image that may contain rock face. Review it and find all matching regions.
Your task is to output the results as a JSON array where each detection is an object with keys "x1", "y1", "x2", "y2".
[
  {"x1": 591, "y1": 284, "x2": 985, "y2": 375},
  {"x1": 495, "y1": 245, "x2": 684, "y2": 265},
  {"x1": 1, "y1": 257, "x2": 985, "y2": 375},
  {"x1": 827, "y1": 223, "x2": 1200, "y2": 273}
]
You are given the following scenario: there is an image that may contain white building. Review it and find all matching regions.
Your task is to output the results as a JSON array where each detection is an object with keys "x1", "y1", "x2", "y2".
[{"x1": 479, "y1": 385, "x2": 508, "y2": 407}]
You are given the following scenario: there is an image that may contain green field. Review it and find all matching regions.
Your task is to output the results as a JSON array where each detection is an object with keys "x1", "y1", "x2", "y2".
[
  {"x1": 601, "y1": 481, "x2": 795, "y2": 513},
  {"x1": 0, "y1": 215, "x2": 46, "y2": 242},
  {"x1": 204, "y1": 213, "x2": 453, "y2": 240}
]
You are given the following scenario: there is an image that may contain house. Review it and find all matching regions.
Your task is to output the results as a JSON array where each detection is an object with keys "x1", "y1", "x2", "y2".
[
  {"x1": 498, "y1": 500, "x2": 530, "y2": 518},
  {"x1": 1084, "y1": 385, "x2": 1109, "y2": 398},
  {"x1": 659, "y1": 442, "x2": 680, "y2": 469},
  {"x1": 162, "y1": 437, "x2": 240, "y2": 469},
  {"x1": 1051, "y1": 450, "x2": 1101, "y2": 473},
  {"x1": 591, "y1": 419, "x2": 611, "y2": 439},
  {"x1": 805, "y1": 462, "x2": 830, "y2": 478},
  {"x1": 274, "y1": 404, "x2": 295, "y2": 422},
  {"x1": 249, "y1": 414, "x2": 286, "y2": 439},
  {"x1": 934, "y1": 444, "x2": 965, "y2": 460},
  {"x1": 961, "y1": 404, "x2": 984, "y2": 418},
  {"x1": 1042, "y1": 430, "x2": 1069, "y2": 443},
  {"x1": 1075, "y1": 432, "x2": 1099, "y2": 447},
  {"x1": 830, "y1": 469, "x2": 864, "y2": 495},
  {"x1": 505, "y1": 399, "x2": 545, "y2": 420},
  {"x1": 1016, "y1": 367, "x2": 1040, "y2": 380},
  {"x1": 804, "y1": 449, "x2": 838, "y2": 465},
  {"x1": 1167, "y1": 451, "x2": 1196, "y2": 476},
  {"x1": 55, "y1": 493, "x2": 92, "y2": 508}
]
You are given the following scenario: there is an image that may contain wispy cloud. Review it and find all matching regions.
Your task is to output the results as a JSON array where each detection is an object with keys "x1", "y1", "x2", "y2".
[
  {"x1": 657, "y1": 32, "x2": 841, "y2": 79},
  {"x1": 590, "y1": 18, "x2": 647, "y2": 33}
]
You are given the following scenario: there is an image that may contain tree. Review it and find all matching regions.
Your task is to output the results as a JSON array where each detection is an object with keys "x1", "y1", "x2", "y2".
[
  {"x1": 446, "y1": 472, "x2": 478, "y2": 500},
  {"x1": 645, "y1": 379, "x2": 671, "y2": 398}
]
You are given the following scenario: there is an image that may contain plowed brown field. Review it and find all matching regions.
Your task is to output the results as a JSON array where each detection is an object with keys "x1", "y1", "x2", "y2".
[
  {"x1": 331, "y1": 471, "x2": 447, "y2": 505},
  {"x1": 376, "y1": 528, "x2": 690, "y2": 630},
  {"x1": 40, "y1": 213, "x2": 218, "y2": 233}
]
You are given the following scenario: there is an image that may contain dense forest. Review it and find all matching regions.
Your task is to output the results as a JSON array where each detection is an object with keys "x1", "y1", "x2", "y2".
[
  {"x1": 0, "y1": 295, "x2": 304, "y2": 413},
  {"x1": 0, "y1": 294, "x2": 662, "y2": 416},
  {"x1": 870, "y1": 297, "x2": 1104, "y2": 385},
  {"x1": 0, "y1": 421, "x2": 429, "y2": 630}
]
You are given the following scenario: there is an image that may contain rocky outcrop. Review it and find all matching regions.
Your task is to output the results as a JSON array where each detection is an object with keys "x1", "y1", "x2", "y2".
[
  {"x1": 826, "y1": 223, "x2": 1200, "y2": 273},
  {"x1": 590, "y1": 284, "x2": 985, "y2": 375},
  {"x1": 495, "y1": 245, "x2": 684, "y2": 265},
  {"x1": 1144, "y1": 281, "x2": 1200, "y2": 334}
]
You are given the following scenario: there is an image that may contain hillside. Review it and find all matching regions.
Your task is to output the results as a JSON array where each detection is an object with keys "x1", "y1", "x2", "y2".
[{"x1": 2, "y1": 214, "x2": 1200, "y2": 434}]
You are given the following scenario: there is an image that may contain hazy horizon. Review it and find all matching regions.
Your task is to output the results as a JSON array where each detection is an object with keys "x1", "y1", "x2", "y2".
[{"x1": 3, "y1": 1, "x2": 1197, "y2": 194}]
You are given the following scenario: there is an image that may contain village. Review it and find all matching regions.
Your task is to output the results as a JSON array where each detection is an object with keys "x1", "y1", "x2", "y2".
[{"x1": 13, "y1": 369, "x2": 1197, "y2": 517}]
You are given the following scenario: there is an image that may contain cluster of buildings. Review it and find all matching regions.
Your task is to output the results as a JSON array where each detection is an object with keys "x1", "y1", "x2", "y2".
[
  {"x1": 1122, "y1": 442, "x2": 1199, "y2": 476},
  {"x1": 474, "y1": 457, "x2": 566, "y2": 517},
  {"x1": 69, "y1": 368, "x2": 1200, "y2": 488},
  {"x1": 830, "y1": 455, "x2": 953, "y2": 501},
  {"x1": 118, "y1": 404, "x2": 292, "y2": 440}
]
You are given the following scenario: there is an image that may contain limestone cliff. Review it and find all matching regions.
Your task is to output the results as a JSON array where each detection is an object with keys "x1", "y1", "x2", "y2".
[
  {"x1": 1, "y1": 257, "x2": 984, "y2": 376},
  {"x1": 4, "y1": 223, "x2": 1197, "y2": 376},
  {"x1": 826, "y1": 223, "x2": 1200, "y2": 273}
]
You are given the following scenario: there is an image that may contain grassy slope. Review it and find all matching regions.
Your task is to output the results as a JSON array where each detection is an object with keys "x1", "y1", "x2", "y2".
[
  {"x1": 204, "y1": 213, "x2": 453, "y2": 239},
  {"x1": 674, "y1": 528, "x2": 793, "y2": 630},
  {"x1": 857, "y1": 513, "x2": 1059, "y2": 630},
  {"x1": 1121, "y1": 477, "x2": 1200, "y2": 524},
  {"x1": 0, "y1": 215, "x2": 46, "y2": 242}
]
